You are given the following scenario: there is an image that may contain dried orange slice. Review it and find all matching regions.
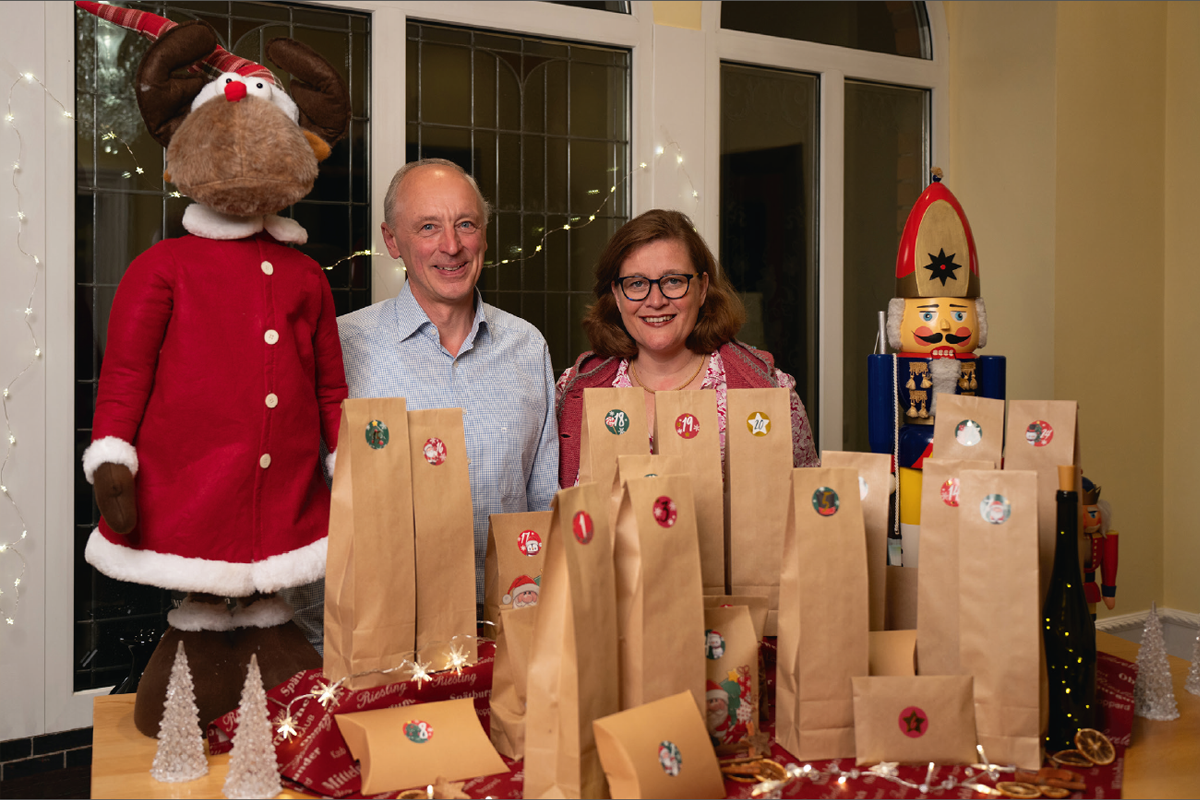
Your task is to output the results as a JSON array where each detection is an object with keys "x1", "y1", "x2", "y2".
[
  {"x1": 1075, "y1": 728, "x2": 1116, "y2": 765},
  {"x1": 996, "y1": 781, "x2": 1042, "y2": 798},
  {"x1": 1040, "y1": 787, "x2": 1070, "y2": 799},
  {"x1": 1049, "y1": 749, "x2": 1092, "y2": 768}
]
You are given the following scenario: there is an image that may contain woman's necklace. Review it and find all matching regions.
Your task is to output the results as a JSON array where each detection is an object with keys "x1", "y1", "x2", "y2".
[{"x1": 630, "y1": 354, "x2": 706, "y2": 393}]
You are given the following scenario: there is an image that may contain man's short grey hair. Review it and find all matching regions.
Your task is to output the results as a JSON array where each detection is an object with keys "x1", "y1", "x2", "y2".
[{"x1": 383, "y1": 158, "x2": 493, "y2": 230}]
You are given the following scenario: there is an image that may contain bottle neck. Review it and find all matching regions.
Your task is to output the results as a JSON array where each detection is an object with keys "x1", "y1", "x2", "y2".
[{"x1": 1054, "y1": 489, "x2": 1081, "y2": 567}]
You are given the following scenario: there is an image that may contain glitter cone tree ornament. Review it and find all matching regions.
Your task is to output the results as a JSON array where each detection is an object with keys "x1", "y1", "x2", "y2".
[
  {"x1": 1186, "y1": 628, "x2": 1200, "y2": 696},
  {"x1": 150, "y1": 641, "x2": 208, "y2": 783},
  {"x1": 1133, "y1": 602, "x2": 1180, "y2": 721},
  {"x1": 223, "y1": 654, "x2": 282, "y2": 799}
]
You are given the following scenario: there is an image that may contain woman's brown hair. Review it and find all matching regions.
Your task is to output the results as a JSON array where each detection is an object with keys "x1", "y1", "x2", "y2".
[{"x1": 581, "y1": 209, "x2": 746, "y2": 359}]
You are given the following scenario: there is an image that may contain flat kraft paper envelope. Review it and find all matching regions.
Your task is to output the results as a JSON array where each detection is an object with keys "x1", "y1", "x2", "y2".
[
  {"x1": 593, "y1": 691, "x2": 726, "y2": 800},
  {"x1": 325, "y1": 398, "x2": 417, "y2": 690},
  {"x1": 724, "y1": 387, "x2": 793, "y2": 635},
  {"x1": 335, "y1": 697, "x2": 507, "y2": 795},
  {"x1": 484, "y1": 510, "x2": 552, "y2": 627},
  {"x1": 821, "y1": 451, "x2": 892, "y2": 631},
  {"x1": 915, "y1": 458, "x2": 994, "y2": 676},
  {"x1": 852, "y1": 675, "x2": 977, "y2": 766},
  {"x1": 652, "y1": 390, "x2": 726, "y2": 594},
  {"x1": 930, "y1": 393, "x2": 1005, "y2": 467},
  {"x1": 579, "y1": 387, "x2": 650, "y2": 493}
]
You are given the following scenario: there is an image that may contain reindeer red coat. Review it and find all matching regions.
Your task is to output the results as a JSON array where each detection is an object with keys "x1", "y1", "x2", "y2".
[{"x1": 79, "y1": 4, "x2": 348, "y2": 633}]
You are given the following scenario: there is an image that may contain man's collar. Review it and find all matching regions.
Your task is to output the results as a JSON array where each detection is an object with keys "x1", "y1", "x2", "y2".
[{"x1": 394, "y1": 280, "x2": 488, "y2": 347}]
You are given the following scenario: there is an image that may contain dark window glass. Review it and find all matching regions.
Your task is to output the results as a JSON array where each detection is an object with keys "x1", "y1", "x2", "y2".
[
  {"x1": 546, "y1": 1, "x2": 631, "y2": 13},
  {"x1": 721, "y1": 1, "x2": 932, "y2": 60}
]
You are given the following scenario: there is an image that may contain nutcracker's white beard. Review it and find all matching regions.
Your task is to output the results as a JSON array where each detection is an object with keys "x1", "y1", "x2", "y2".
[{"x1": 928, "y1": 358, "x2": 962, "y2": 417}]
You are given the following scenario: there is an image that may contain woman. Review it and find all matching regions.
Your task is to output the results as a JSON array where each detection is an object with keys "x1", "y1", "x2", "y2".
[{"x1": 556, "y1": 208, "x2": 818, "y2": 487}]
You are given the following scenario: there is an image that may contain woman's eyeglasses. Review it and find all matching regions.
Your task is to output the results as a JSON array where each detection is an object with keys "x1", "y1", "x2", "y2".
[{"x1": 615, "y1": 273, "x2": 698, "y2": 301}]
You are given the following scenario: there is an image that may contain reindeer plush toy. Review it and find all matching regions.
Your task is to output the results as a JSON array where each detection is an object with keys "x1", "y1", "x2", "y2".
[{"x1": 77, "y1": 2, "x2": 349, "y2": 736}]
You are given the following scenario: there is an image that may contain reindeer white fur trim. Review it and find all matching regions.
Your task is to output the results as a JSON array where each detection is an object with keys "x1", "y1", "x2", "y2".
[
  {"x1": 325, "y1": 449, "x2": 337, "y2": 480},
  {"x1": 182, "y1": 204, "x2": 308, "y2": 244},
  {"x1": 168, "y1": 597, "x2": 237, "y2": 632},
  {"x1": 232, "y1": 595, "x2": 294, "y2": 629},
  {"x1": 82, "y1": 436, "x2": 138, "y2": 484}
]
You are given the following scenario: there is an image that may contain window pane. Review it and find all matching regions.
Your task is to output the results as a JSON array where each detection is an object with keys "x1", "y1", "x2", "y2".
[
  {"x1": 842, "y1": 79, "x2": 929, "y2": 452},
  {"x1": 720, "y1": 62, "x2": 820, "y2": 443},
  {"x1": 721, "y1": 1, "x2": 931, "y2": 60}
]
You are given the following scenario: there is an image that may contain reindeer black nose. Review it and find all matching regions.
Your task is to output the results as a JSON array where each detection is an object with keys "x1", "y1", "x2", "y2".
[{"x1": 224, "y1": 81, "x2": 247, "y2": 102}]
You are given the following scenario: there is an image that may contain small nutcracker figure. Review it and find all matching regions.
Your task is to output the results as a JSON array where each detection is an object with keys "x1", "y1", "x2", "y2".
[{"x1": 1081, "y1": 477, "x2": 1119, "y2": 619}]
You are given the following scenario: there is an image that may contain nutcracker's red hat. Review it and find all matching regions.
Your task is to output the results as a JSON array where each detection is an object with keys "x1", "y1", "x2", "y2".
[{"x1": 895, "y1": 168, "x2": 980, "y2": 299}]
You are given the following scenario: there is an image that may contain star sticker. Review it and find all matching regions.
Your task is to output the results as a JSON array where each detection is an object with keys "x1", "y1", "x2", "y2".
[
  {"x1": 922, "y1": 248, "x2": 963, "y2": 286},
  {"x1": 275, "y1": 712, "x2": 298, "y2": 740},
  {"x1": 902, "y1": 709, "x2": 927, "y2": 734}
]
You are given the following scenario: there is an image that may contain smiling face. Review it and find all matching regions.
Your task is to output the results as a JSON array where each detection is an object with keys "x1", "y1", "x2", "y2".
[
  {"x1": 898, "y1": 296, "x2": 979, "y2": 358},
  {"x1": 612, "y1": 238, "x2": 709, "y2": 360},
  {"x1": 382, "y1": 165, "x2": 487, "y2": 315}
]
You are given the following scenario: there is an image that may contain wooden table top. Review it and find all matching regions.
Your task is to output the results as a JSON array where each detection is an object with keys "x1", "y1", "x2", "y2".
[{"x1": 92, "y1": 632, "x2": 1198, "y2": 799}]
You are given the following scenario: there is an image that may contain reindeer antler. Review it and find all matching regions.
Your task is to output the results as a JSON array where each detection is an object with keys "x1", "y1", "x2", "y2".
[
  {"x1": 135, "y1": 21, "x2": 218, "y2": 147},
  {"x1": 265, "y1": 38, "x2": 352, "y2": 145}
]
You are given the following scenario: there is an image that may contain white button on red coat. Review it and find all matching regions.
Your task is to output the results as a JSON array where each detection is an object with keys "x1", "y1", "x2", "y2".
[
  {"x1": 265, "y1": 393, "x2": 278, "y2": 408},
  {"x1": 259, "y1": 454, "x2": 272, "y2": 468},
  {"x1": 264, "y1": 329, "x2": 279, "y2": 344},
  {"x1": 261, "y1": 261, "x2": 274, "y2": 275}
]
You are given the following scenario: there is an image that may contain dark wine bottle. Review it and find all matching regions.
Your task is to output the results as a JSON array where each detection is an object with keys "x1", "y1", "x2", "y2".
[{"x1": 1042, "y1": 468, "x2": 1098, "y2": 752}]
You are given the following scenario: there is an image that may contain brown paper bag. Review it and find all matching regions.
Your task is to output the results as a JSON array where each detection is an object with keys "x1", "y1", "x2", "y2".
[
  {"x1": 579, "y1": 387, "x2": 650, "y2": 492},
  {"x1": 612, "y1": 454, "x2": 687, "y2": 540},
  {"x1": 869, "y1": 630, "x2": 917, "y2": 676},
  {"x1": 614, "y1": 475, "x2": 706, "y2": 713},
  {"x1": 851, "y1": 676, "x2": 977, "y2": 766},
  {"x1": 593, "y1": 691, "x2": 726, "y2": 800},
  {"x1": 524, "y1": 482, "x2": 621, "y2": 799},
  {"x1": 702, "y1": 595, "x2": 768, "y2": 642},
  {"x1": 820, "y1": 451, "x2": 892, "y2": 631},
  {"x1": 324, "y1": 399, "x2": 417, "y2": 690},
  {"x1": 958, "y1": 469, "x2": 1043, "y2": 769},
  {"x1": 1003, "y1": 400, "x2": 1082, "y2": 601},
  {"x1": 776, "y1": 467, "x2": 870, "y2": 760},
  {"x1": 885, "y1": 565, "x2": 919, "y2": 631},
  {"x1": 408, "y1": 408, "x2": 476, "y2": 671},
  {"x1": 915, "y1": 458, "x2": 994, "y2": 676},
  {"x1": 724, "y1": 387, "x2": 792, "y2": 635},
  {"x1": 335, "y1": 697, "x2": 507, "y2": 794},
  {"x1": 702, "y1": 604, "x2": 759, "y2": 748},
  {"x1": 652, "y1": 390, "x2": 726, "y2": 595},
  {"x1": 929, "y1": 393, "x2": 1005, "y2": 467},
  {"x1": 489, "y1": 604, "x2": 538, "y2": 760},
  {"x1": 484, "y1": 510, "x2": 552, "y2": 628}
]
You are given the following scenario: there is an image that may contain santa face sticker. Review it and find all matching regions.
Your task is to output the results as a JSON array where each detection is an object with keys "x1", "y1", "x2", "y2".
[
  {"x1": 572, "y1": 510, "x2": 594, "y2": 544},
  {"x1": 675, "y1": 413, "x2": 700, "y2": 439},
  {"x1": 658, "y1": 741, "x2": 682, "y2": 777},
  {"x1": 404, "y1": 720, "x2": 433, "y2": 743},
  {"x1": 1025, "y1": 420, "x2": 1054, "y2": 447},
  {"x1": 940, "y1": 477, "x2": 961, "y2": 507},
  {"x1": 980, "y1": 493, "x2": 1011, "y2": 525},
  {"x1": 746, "y1": 412, "x2": 771, "y2": 436},
  {"x1": 604, "y1": 408, "x2": 630, "y2": 435},
  {"x1": 422, "y1": 437, "x2": 446, "y2": 466},
  {"x1": 898, "y1": 706, "x2": 928, "y2": 738},
  {"x1": 502, "y1": 575, "x2": 540, "y2": 609},
  {"x1": 365, "y1": 420, "x2": 389, "y2": 449},
  {"x1": 653, "y1": 495, "x2": 678, "y2": 528},
  {"x1": 517, "y1": 529, "x2": 542, "y2": 556},
  {"x1": 955, "y1": 419, "x2": 983, "y2": 447},
  {"x1": 812, "y1": 487, "x2": 839, "y2": 516},
  {"x1": 705, "y1": 629, "x2": 725, "y2": 660}
]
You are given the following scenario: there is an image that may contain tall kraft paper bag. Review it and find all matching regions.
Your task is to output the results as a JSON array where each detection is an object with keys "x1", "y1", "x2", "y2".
[
  {"x1": 490, "y1": 604, "x2": 538, "y2": 759},
  {"x1": 408, "y1": 408, "x2": 476, "y2": 670},
  {"x1": 821, "y1": 451, "x2": 891, "y2": 631},
  {"x1": 652, "y1": 390, "x2": 726, "y2": 595},
  {"x1": 915, "y1": 458, "x2": 994, "y2": 676},
  {"x1": 1003, "y1": 400, "x2": 1082, "y2": 602},
  {"x1": 725, "y1": 387, "x2": 792, "y2": 635},
  {"x1": 525, "y1": 482, "x2": 620, "y2": 799},
  {"x1": 579, "y1": 387, "x2": 650, "y2": 494},
  {"x1": 612, "y1": 454, "x2": 687, "y2": 535},
  {"x1": 324, "y1": 399, "x2": 416, "y2": 690},
  {"x1": 484, "y1": 510, "x2": 552, "y2": 628},
  {"x1": 614, "y1": 475, "x2": 706, "y2": 713},
  {"x1": 958, "y1": 468, "x2": 1044, "y2": 769},
  {"x1": 776, "y1": 467, "x2": 870, "y2": 759}
]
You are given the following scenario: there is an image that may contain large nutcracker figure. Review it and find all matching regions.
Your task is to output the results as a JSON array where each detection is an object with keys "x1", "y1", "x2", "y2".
[{"x1": 867, "y1": 169, "x2": 1005, "y2": 564}]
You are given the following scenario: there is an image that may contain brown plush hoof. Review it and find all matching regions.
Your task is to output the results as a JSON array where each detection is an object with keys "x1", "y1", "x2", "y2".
[{"x1": 132, "y1": 622, "x2": 321, "y2": 737}]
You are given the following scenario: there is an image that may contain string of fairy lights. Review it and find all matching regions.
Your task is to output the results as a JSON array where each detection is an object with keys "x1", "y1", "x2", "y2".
[{"x1": 0, "y1": 56, "x2": 701, "y2": 629}]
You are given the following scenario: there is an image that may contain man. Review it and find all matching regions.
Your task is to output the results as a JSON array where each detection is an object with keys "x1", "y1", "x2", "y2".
[{"x1": 287, "y1": 159, "x2": 559, "y2": 647}]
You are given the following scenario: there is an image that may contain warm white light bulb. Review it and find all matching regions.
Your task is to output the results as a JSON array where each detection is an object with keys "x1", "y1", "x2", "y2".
[
  {"x1": 4, "y1": 114, "x2": 13, "y2": 123},
  {"x1": 24, "y1": 308, "x2": 31, "y2": 316},
  {"x1": 5, "y1": 618, "x2": 13, "y2": 625},
  {"x1": 0, "y1": 544, "x2": 7, "y2": 552},
  {"x1": 8, "y1": 435, "x2": 14, "y2": 444},
  {"x1": 23, "y1": 72, "x2": 35, "y2": 82},
  {"x1": 16, "y1": 211, "x2": 25, "y2": 221},
  {"x1": 676, "y1": 155, "x2": 683, "y2": 164},
  {"x1": 34, "y1": 348, "x2": 41, "y2": 357},
  {"x1": 639, "y1": 162, "x2": 647, "y2": 169},
  {"x1": 692, "y1": 190, "x2": 699, "y2": 198},
  {"x1": 63, "y1": 111, "x2": 73, "y2": 119},
  {"x1": 655, "y1": 146, "x2": 664, "y2": 155}
]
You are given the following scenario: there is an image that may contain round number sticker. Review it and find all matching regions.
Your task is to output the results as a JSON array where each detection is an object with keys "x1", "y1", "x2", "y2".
[
  {"x1": 955, "y1": 419, "x2": 983, "y2": 446},
  {"x1": 812, "y1": 487, "x2": 839, "y2": 516},
  {"x1": 704, "y1": 630, "x2": 725, "y2": 660},
  {"x1": 604, "y1": 409, "x2": 630, "y2": 435},
  {"x1": 658, "y1": 741, "x2": 682, "y2": 777},
  {"x1": 572, "y1": 510, "x2": 594, "y2": 544},
  {"x1": 653, "y1": 496, "x2": 678, "y2": 528},
  {"x1": 518, "y1": 529, "x2": 542, "y2": 556},
  {"x1": 1025, "y1": 420, "x2": 1054, "y2": 447},
  {"x1": 940, "y1": 477, "x2": 961, "y2": 507},
  {"x1": 980, "y1": 494, "x2": 1011, "y2": 525},
  {"x1": 898, "y1": 706, "x2": 928, "y2": 738},
  {"x1": 365, "y1": 420, "x2": 389, "y2": 450},
  {"x1": 746, "y1": 412, "x2": 771, "y2": 436},
  {"x1": 675, "y1": 413, "x2": 700, "y2": 439},
  {"x1": 404, "y1": 720, "x2": 433, "y2": 743},
  {"x1": 422, "y1": 437, "x2": 446, "y2": 466}
]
